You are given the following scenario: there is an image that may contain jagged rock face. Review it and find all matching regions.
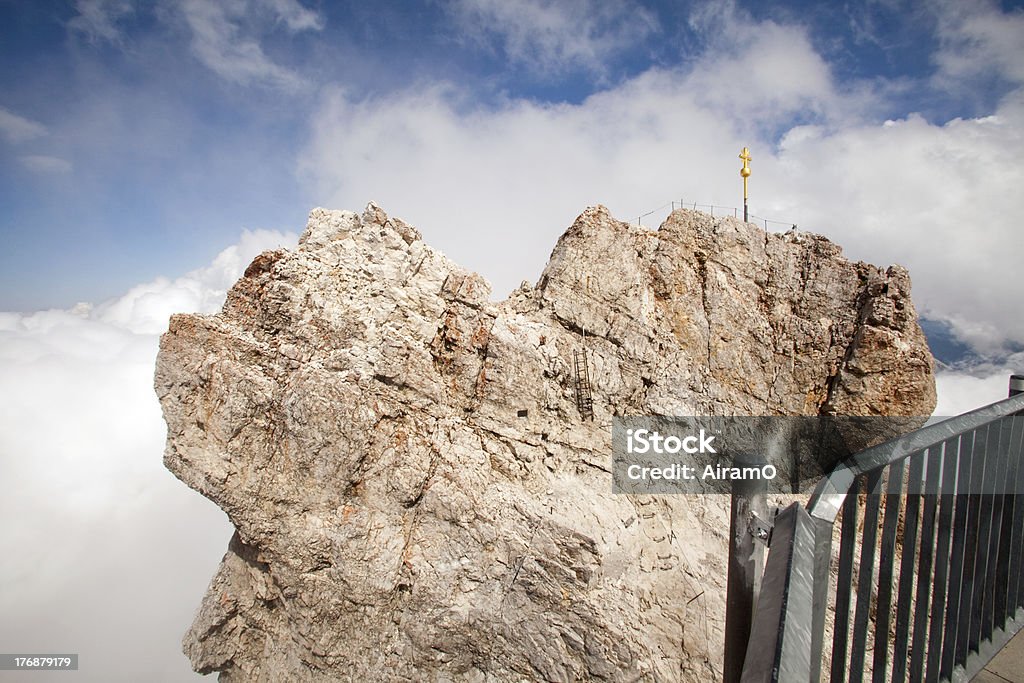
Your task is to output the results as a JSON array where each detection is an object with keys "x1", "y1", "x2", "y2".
[{"x1": 155, "y1": 204, "x2": 935, "y2": 682}]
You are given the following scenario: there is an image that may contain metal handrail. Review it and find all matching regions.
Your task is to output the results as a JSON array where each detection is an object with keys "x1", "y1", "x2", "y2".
[
  {"x1": 807, "y1": 392, "x2": 1024, "y2": 523},
  {"x1": 735, "y1": 377, "x2": 1024, "y2": 683}
]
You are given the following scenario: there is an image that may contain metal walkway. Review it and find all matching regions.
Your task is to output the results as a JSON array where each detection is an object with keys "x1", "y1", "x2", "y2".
[{"x1": 978, "y1": 627, "x2": 1024, "y2": 682}]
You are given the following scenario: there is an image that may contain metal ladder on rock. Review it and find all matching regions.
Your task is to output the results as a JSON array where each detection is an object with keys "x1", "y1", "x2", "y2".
[{"x1": 573, "y1": 349, "x2": 594, "y2": 421}]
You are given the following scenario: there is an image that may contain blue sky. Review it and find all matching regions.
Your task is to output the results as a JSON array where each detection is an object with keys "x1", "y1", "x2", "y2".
[{"x1": 2, "y1": 1, "x2": 1024, "y2": 679}]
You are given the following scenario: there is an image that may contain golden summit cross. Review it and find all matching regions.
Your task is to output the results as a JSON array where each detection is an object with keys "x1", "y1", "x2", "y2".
[{"x1": 739, "y1": 146, "x2": 752, "y2": 222}]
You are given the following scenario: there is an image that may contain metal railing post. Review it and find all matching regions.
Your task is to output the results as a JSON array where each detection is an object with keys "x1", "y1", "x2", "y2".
[
  {"x1": 809, "y1": 515, "x2": 833, "y2": 683},
  {"x1": 725, "y1": 454, "x2": 768, "y2": 683},
  {"x1": 740, "y1": 503, "x2": 817, "y2": 683}
]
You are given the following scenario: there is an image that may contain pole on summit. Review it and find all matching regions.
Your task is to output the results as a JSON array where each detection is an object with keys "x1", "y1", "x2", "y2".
[{"x1": 739, "y1": 147, "x2": 752, "y2": 223}]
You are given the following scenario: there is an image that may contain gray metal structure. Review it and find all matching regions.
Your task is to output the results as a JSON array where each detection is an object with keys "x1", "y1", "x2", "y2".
[
  {"x1": 732, "y1": 379, "x2": 1024, "y2": 682},
  {"x1": 725, "y1": 455, "x2": 769, "y2": 682}
]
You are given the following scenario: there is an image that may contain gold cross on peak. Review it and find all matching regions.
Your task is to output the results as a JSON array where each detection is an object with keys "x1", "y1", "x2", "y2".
[
  {"x1": 739, "y1": 147, "x2": 752, "y2": 178},
  {"x1": 739, "y1": 147, "x2": 752, "y2": 216}
]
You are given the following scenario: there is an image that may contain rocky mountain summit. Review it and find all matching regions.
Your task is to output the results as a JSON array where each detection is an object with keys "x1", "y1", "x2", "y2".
[{"x1": 155, "y1": 204, "x2": 935, "y2": 681}]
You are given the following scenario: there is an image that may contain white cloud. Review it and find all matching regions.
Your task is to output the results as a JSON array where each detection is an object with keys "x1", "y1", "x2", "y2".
[
  {"x1": 0, "y1": 106, "x2": 47, "y2": 143},
  {"x1": 180, "y1": 0, "x2": 322, "y2": 89},
  {"x1": 931, "y1": 0, "x2": 1024, "y2": 90},
  {"x1": 934, "y1": 367, "x2": 1021, "y2": 416},
  {"x1": 96, "y1": 227, "x2": 296, "y2": 334},
  {"x1": 447, "y1": 0, "x2": 658, "y2": 77},
  {"x1": 683, "y1": 24, "x2": 846, "y2": 131},
  {"x1": 68, "y1": 0, "x2": 134, "y2": 44},
  {"x1": 0, "y1": 227, "x2": 296, "y2": 680},
  {"x1": 19, "y1": 154, "x2": 73, "y2": 174},
  {"x1": 260, "y1": 0, "x2": 324, "y2": 31}
]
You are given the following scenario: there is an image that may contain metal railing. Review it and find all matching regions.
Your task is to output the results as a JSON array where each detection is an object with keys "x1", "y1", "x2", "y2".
[
  {"x1": 636, "y1": 199, "x2": 797, "y2": 231},
  {"x1": 731, "y1": 375, "x2": 1024, "y2": 682}
]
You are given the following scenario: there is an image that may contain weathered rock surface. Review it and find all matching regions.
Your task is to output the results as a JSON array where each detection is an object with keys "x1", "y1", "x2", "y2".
[{"x1": 155, "y1": 204, "x2": 935, "y2": 681}]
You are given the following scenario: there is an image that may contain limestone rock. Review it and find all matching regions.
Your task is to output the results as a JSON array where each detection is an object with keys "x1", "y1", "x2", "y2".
[{"x1": 155, "y1": 204, "x2": 935, "y2": 681}]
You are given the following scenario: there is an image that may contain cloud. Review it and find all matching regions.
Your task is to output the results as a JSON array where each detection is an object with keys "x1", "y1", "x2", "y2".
[
  {"x1": 68, "y1": 0, "x2": 134, "y2": 44},
  {"x1": 95, "y1": 227, "x2": 296, "y2": 334},
  {"x1": 261, "y1": 0, "x2": 324, "y2": 31},
  {"x1": 0, "y1": 106, "x2": 48, "y2": 143},
  {"x1": 19, "y1": 154, "x2": 73, "y2": 174},
  {"x1": 934, "y1": 366, "x2": 1022, "y2": 416},
  {"x1": 682, "y1": 13, "x2": 846, "y2": 130},
  {"x1": 931, "y1": 0, "x2": 1024, "y2": 90},
  {"x1": 0, "y1": 227, "x2": 296, "y2": 681},
  {"x1": 68, "y1": 0, "x2": 323, "y2": 87},
  {"x1": 180, "y1": 0, "x2": 322, "y2": 89},
  {"x1": 447, "y1": 0, "x2": 658, "y2": 77}
]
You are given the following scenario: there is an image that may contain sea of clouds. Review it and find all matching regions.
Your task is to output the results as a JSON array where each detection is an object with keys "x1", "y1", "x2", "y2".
[{"x1": 0, "y1": 228, "x2": 295, "y2": 681}]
